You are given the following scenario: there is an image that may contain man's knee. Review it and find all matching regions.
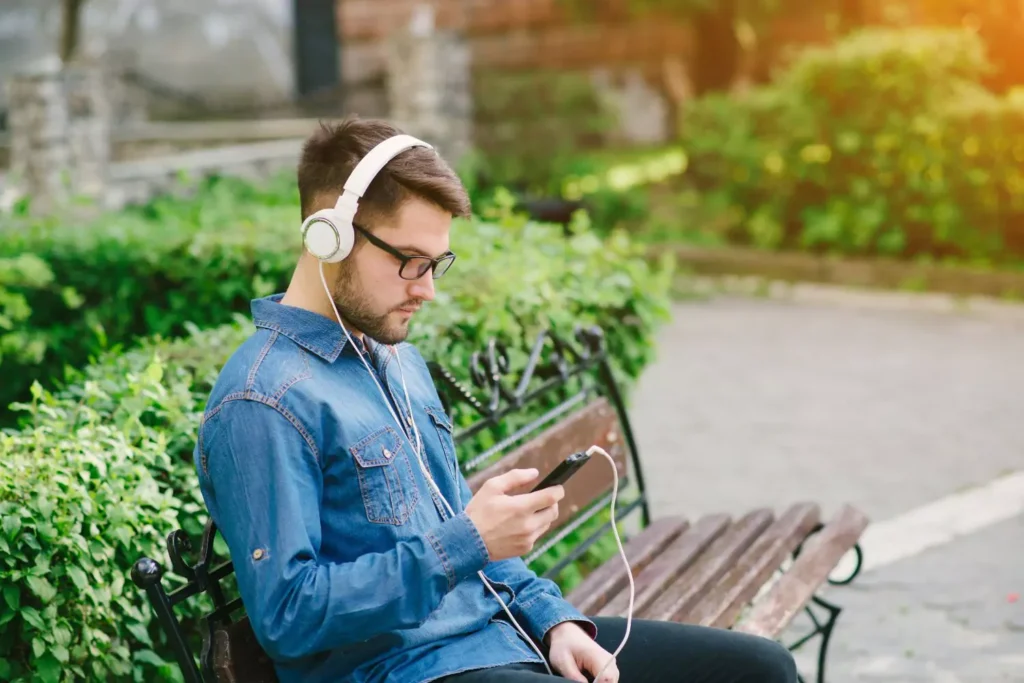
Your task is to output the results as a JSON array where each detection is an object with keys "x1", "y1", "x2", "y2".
[{"x1": 745, "y1": 636, "x2": 798, "y2": 683}]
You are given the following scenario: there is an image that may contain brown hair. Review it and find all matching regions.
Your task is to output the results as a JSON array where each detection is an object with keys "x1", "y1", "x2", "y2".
[{"x1": 297, "y1": 116, "x2": 471, "y2": 226}]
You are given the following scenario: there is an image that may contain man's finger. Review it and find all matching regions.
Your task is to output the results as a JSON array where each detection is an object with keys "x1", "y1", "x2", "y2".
[
  {"x1": 584, "y1": 649, "x2": 620, "y2": 683},
  {"x1": 594, "y1": 658, "x2": 619, "y2": 683},
  {"x1": 549, "y1": 650, "x2": 587, "y2": 683},
  {"x1": 516, "y1": 485, "x2": 564, "y2": 512},
  {"x1": 486, "y1": 468, "x2": 539, "y2": 494}
]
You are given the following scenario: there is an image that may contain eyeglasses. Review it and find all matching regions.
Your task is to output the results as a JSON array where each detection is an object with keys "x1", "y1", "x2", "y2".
[{"x1": 353, "y1": 224, "x2": 456, "y2": 280}]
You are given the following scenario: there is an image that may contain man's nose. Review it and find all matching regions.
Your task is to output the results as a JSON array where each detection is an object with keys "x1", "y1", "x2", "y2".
[{"x1": 408, "y1": 271, "x2": 435, "y2": 302}]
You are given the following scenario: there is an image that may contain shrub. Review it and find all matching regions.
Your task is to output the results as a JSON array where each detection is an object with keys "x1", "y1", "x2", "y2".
[
  {"x1": 0, "y1": 372, "x2": 200, "y2": 683},
  {"x1": 678, "y1": 27, "x2": 1024, "y2": 263},
  {"x1": 0, "y1": 157, "x2": 677, "y2": 424},
  {"x1": 0, "y1": 255, "x2": 57, "y2": 372},
  {"x1": 469, "y1": 68, "x2": 619, "y2": 196},
  {"x1": 0, "y1": 174, "x2": 320, "y2": 421},
  {"x1": 0, "y1": 201, "x2": 674, "y2": 682}
]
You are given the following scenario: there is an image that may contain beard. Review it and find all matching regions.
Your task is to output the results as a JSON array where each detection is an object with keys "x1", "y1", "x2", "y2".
[{"x1": 331, "y1": 267, "x2": 417, "y2": 345}]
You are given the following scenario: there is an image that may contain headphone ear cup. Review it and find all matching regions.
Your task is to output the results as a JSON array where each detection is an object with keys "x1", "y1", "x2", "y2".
[{"x1": 302, "y1": 210, "x2": 355, "y2": 263}]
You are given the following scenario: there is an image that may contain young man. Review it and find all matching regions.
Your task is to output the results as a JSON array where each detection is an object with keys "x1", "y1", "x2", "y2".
[{"x1": 195, "y1": 117, "x2": 798, "y2": 683}]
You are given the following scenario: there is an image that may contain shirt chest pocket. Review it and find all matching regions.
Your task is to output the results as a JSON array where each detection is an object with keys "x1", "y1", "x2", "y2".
[{"x1": 349, "y1": 426, "x2": 421, "y2": 525}]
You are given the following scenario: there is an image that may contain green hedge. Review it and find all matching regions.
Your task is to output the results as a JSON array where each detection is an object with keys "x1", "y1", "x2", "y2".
[
  {"x1": 0, "y1": 174, "x2": 327, "y2": 422},
  {"x1": 679, "y1": 27, "x2": 1024, "y2": 264},
  {"x1": 0, "y1": 197, "x2": 674, "y2": 682}
]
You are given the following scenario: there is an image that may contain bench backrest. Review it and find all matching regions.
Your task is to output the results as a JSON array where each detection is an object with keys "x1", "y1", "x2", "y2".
[{"x1": 131, "y1": 325, "x2": 651, "y2": 682}]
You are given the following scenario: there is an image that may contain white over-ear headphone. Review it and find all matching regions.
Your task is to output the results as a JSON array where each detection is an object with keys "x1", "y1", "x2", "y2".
[{"x1": 301, "y1": 134, "x2": 434, "y2": 262}]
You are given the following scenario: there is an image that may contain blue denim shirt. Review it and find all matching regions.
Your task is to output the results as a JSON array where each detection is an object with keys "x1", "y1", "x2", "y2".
[{"x1": 195, "y1": 294, "x2": 596, "y2": 683}]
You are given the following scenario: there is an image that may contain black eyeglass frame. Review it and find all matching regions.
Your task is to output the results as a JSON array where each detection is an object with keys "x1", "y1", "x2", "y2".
[{"x1": 353, "y1": 223, "x2": 456, "y2": 280}]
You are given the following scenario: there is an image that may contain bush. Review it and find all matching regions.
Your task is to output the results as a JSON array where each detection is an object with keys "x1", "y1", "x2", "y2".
[
  {"x1": 469, "y1": 68, "x2": 619, "y2": 197},
  {"x1": 0, "y1": 174, "x2": 320, "y2": 422},
  {"x1": 0, "y1": 364, "x2": 204, "y2": 683},
  {"x1": 678, "y1": 27, "x2": 1024, "y2": 264},
  {"x1": 0, "y1": 199, "x2": 674, "y2": 682},
  {"x1": 0, "y1": 255, "x2": 57, "y2": 372}
]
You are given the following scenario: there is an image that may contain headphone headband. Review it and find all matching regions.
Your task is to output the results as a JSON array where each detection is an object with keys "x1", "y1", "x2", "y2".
[
  {"x1": 342, "y1": 134, "x2": 435, "y2": 201},
  {"x1": 303, "y1": 132, "x2": 434, "y2": 263}
]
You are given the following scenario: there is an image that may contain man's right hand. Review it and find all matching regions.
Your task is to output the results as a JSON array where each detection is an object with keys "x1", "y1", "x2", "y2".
[{"x1": 464, "y1": 468, "x2": 564, "y2": 561}]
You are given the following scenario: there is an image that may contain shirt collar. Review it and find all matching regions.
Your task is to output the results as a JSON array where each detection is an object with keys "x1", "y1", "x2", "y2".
[{"x1": 251, "y1": 293, "x2": 350, "y2": 362}]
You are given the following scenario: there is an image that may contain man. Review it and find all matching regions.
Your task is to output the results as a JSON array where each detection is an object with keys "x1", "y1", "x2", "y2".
[{"x1": 195, "y1": 116, "x2": 797, "y2": 683}]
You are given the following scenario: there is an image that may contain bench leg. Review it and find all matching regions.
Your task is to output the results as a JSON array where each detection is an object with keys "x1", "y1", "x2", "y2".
[
  {"x1": 788, "y1": 593, "x2": 841, "y2": 683},
  {"x1": 786, "y1": 539, "x2": 864, "y2": 683}
]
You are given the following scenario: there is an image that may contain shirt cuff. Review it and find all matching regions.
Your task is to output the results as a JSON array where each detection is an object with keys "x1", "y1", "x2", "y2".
[
  {"x1": 520, "y1": 593, "x2": 599, "y2": 645},
  {"x1": 425, "y1": 511, "x2": 490, "y2": 591}
]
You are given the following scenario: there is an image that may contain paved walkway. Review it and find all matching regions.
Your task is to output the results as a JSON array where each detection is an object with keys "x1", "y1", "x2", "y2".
[{"x1": 631, "y1": 283, "x2": 1024, "y2": 682}]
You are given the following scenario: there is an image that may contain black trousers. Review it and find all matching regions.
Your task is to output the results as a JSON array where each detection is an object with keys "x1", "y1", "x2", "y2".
[{"x1": 439, "y1": 617, "x2": 797, "y2": 683}]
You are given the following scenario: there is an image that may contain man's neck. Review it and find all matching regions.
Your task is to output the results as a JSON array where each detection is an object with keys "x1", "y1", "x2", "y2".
[{"x1": 280, "y1": 257, "x2": 366, "y2": 344}]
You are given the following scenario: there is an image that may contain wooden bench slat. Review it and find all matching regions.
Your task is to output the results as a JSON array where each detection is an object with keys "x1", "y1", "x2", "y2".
[
  {"x1": 682, "y1": 503, "x2": 821, "y2": 630},
  {"x1": 640, "y1": 509, "x2": 775, "y2": 622},
  {"x1": 565, "y1": 515, "x2": 689, "y2": 615},
  {"x1": 466, "y1": 398, "x2": 628, "y2": 536},
  {"x1": 736, "y1": 504, "x2": 869, "y2": 639},
  {"x1": 597, "y1": 513, "x2": 731, "y2": 618}
]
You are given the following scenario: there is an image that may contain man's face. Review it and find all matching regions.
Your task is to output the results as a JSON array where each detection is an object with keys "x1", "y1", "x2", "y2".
[{"x1": 332, "y1": 197, "x2": 452, "y2": 345}]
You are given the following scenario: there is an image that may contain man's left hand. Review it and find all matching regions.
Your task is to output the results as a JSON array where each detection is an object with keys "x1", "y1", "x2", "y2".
[{"x1": 545, "y1": 622, "x2": 619, "y2": 683}]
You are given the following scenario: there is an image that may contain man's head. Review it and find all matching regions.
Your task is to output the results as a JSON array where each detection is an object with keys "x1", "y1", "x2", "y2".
[{"x1": 297, "y1": 117, "x2": 471, "y2": 345}]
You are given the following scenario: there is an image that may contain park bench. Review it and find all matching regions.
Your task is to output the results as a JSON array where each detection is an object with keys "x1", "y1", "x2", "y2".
[{"x1": 131, "y1": 325, "x2": 868, "y2": 683}]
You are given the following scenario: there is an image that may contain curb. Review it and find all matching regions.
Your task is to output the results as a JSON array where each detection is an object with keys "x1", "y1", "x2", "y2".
[{"x1": 656, "y1": 244, "x2": 1024, "y2": 300}]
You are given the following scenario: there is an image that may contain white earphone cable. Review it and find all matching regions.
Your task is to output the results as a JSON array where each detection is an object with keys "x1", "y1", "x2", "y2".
[
  {"x1": 318, "y1": 262, "x2": 631, "y2": 681},
  {"x1": 586, "y1": 445, "x2": 633, "y2": 682}
]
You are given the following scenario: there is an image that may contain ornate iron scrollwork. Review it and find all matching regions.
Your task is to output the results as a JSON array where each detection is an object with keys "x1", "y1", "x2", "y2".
[
  {"x1": 167, "y1": 529, "x2": 196, "y2": 581},
  {"x1": 429, "y1": 325, "x2": 608, "y2": 426}
]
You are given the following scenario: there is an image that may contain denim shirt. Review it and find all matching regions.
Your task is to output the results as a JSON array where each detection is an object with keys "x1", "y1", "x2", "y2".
[{"x1": 194, "y1": 294, "x2": 596, "y2": 683}]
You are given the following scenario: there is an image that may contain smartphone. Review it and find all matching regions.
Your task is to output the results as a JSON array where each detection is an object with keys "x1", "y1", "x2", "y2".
[{"x1": 531, "y1": 451, "x2": 592, "y2": 492}]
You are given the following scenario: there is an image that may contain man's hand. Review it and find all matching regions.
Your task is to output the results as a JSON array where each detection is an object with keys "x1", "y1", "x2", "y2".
[
  {"x1": 546, "y1": 622, "x2": 619, "y2": 683},
  {"x1": 464, "y1": 469, "x2": 563, "y2": 562}
]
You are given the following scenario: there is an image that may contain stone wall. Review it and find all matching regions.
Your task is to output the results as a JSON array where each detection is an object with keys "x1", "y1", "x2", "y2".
[
  {"x1": 3, "y1": 7, "x2": 474, "y2": 214},
  {"x1": 386, "y1": 7, "x2": 473, "y2": 169},
  {"x1": 0, "y1": 0, "x2": 294, "y2": 116},
  {"x1": 105, "y1": 138, "x2": 303, "y2": 210},
  {"x1": 5, "y1": 63, "x2": 71, "y2": 212}
]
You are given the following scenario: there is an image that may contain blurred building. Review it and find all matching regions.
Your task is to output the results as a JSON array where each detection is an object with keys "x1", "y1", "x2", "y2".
[
  {"x1": 0, "y1": 0, "x2": 303, "y2": 121},
  {"x1": 0, "y1": 0, "x2": 695, "y2": 138}
]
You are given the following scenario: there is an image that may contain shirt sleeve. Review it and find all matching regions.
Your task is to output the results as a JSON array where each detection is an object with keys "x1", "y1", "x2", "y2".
[{"x1": 199, "y1": 398, "x2": 490, "y2": 662}]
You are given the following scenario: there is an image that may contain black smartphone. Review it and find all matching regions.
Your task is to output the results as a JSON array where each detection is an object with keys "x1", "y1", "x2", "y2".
[{"x1": 531, "y1": 451, "x2": 591, "y2": 492}]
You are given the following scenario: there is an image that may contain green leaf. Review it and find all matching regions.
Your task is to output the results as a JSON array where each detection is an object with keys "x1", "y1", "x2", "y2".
[
  {"x1": 3, "y1": 584, "x2": 19, "y2": 610},
  {"x1": 52, "y1": 643, "x2": 70, "y2": 663},
  {"x1": 1, "y1": 515, "x2": 20, "y2": 539},
  {"x1": 20, "y1": 606, "x2": 45, "y2": 630},
  {"x1": 26, "y1": 576, "x2": 57, "y2": 603},
  {"x1": 126, "y1": 622, "x2": 154, "y2": 648},
  {"x1": 61, "y1": 286, "x2": 85, "y2": 310},
  {"x1": 142, "y1": 360, "x2": 163, "y2": 385},
  {"x1": 67, "y1": 566, "x2": 88, "y2": 591},
  {"x1": 35, "y1": 652, "x2": 61, "y2": 683},
  {"x1": 133, "y1": 649, "x2": 170, "y2": 668}
]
